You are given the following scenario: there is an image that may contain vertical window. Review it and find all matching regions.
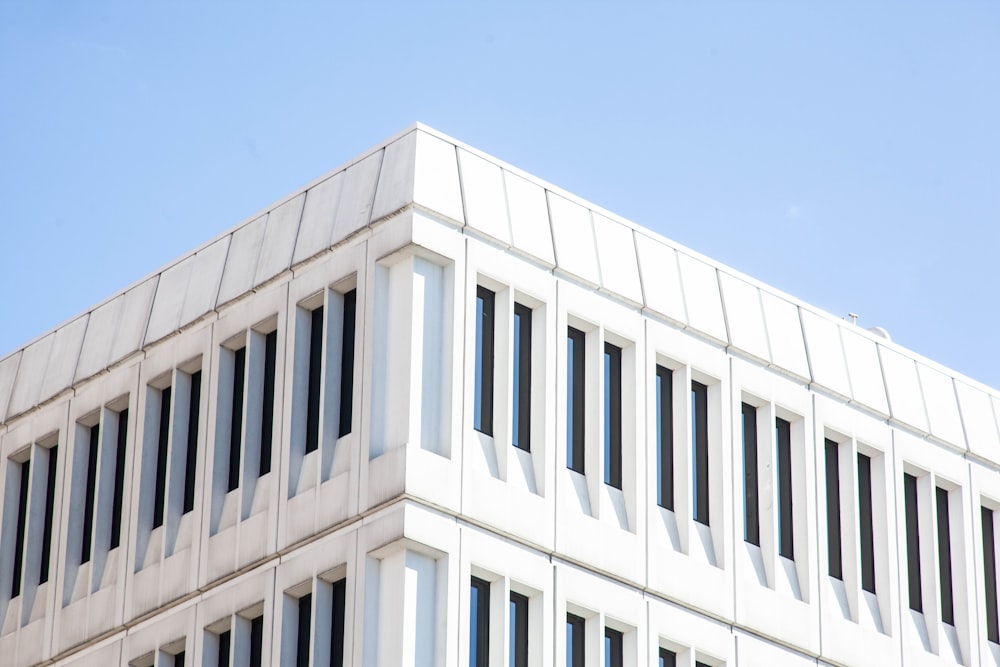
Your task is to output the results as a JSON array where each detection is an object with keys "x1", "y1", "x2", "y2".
[
  {"x1": 656, "y1": 365, "x2": 673, "y2": 510},
  {"x1": 567, "y1": 327, "x2": 586, "y2": 474},
  {"x1": 659, "y1": 648, "x2": 676, "y2": 667},
  {"x1": 470, "y1": 578, "x2": 490, "y2": 667},
  {"x1": 330, "y1": 578, "x2": 347, "y2": 667},
  {"x1": 937, "y1": 487, "x2": 955, "y2": 625},
  {"x1": 741, "y1": 403, "x2": 759, "y2": 546},
  {"x1": 153, "y1": 386, "x2": 172, "y2": 529},
  {"x1": 250, "y1": 614, "x2": 264, "y2": 667},
  {"x1": 604, "y1": 627, "x2": 623, "y2": 667},
  {"x1": 217, "y1": 630, "x2": 231, "y2": 667},
  {"x1": 297, "y1": 593, "x2": 312, "y2": 667},
  {"x1": 260, "y1": 330, "x2": 277, "y2": 476},
  {"x1": 228, "y1": 347, "x2": 246, "y2": 492},
  {"x1": 81, "y1": 424, "x2": 100, "y2": 564},
  {"x1": 603, "y1": 343, "x2": 622, "y2": 489},
  {"x1": 566, "y1": 613, "x2": 585, "y2": 667},
  {"x1": 39, "y1": 446, "x2": 58, "y2": 584},
  {"x1": 174, "y1": 651, "x2": 186, "y2": 667},
  {"x1": 183, "y1": 370, "x2": 202, "y2": 514},
  {"x1": 110, "y1": 408, "x2": 129, "y2": 549},
  {"x1": 904, "y1": 473, "x2": 923, "y2": 612},
  {"x1": 338, "y1": 289, "x2": 357, "y2": 437},
  {"x1": 11, "y1": 458, "x2": 30, "y2": 597},
  {"x1": 983, "y1": 507, "x2": 999, "y2": 644},
  {"x1": 776, "y1": 417, "x2": 793, "y2": 560},
  {"x1": 512, "y1": 303, "x2": 532, "y2": 451},
  {"x1": 857, "y1": 453, "x2": 876, "y2": 594},
  {"x1": 510, "y1": 592, "x2": 528, "y2": 667},
  {"x1": 305, "y1": 305, "x2": 324, "y2": 454},
  {"x1": 691, "y1": 381, "x2": 709, "y2": 525},
  {"x1": 825, "y1": 439, "x2": 842, "y2": 579},
  {"x1": 474, "y1": 286, "x2": 496, "y2": 436}
]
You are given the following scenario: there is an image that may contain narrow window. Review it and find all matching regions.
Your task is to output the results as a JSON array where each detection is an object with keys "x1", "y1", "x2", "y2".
[
  {"x1": 259, "y1": 331, "x2": 277, "y2": 476},
  {"x1": 857, "y1": 453, "x2": 876, "y2": 593},
  {"x1": 825, "y1": 439, "x2": 842, "y2": 579},
  {"x1": 174, "y1": 651, "x2": 186, "y2": 667},
  {"x1": 297, "y1": 593, "x2": 312, "y2": 667},
  {"x1": 696, "y1": 662, "x2": 711, "y2": 667},
  {"x1": 11, "y1": 459, "x2": 30, "y2": 597},
  {"x1": 776, "y1": 417, "x2": 793, "y2": 559},
  {"x1": 183, "y1": 370, "x2": 202, "y2": 514},
  {"x1": 604, "y1": 627, "x2": 623, "y2": 667},
  {"x1": 338, "y1": 289, "x2": 357, "y2": 437},
  {"x1": 567, "y1": 327, "x2": 586, "y2": 474},
  {"x1": 228, "y1": 347, "x2": 246, "y2": 492},
  {"x1": 470, "y1": 577, "x2": 490, "y2": 667},
  {"x1": 741, "y1": 403, "x2": 759, "y2": 546},
  {"x1": 510, "y1": 592, "x2": 529, "y2": 667},
  {"x1": 904, "y1": 473, "x2": 923, "y2": 612},
  {"x1": 153, "y1": 387, "x2": 172, "y2": 529},
  {"x1": 217, "y1": 630, "x2": 231, "y2": 667},
  {"x1": 983, "y1": 507, "x2": 999, "y2": 643},
  {"x1": 603, "y1": 342, "x2": 622, "y2": 489},
  {"x1": 39, "y1": 446, "x2": 58, "y2": 584},
  {"x1": 474, "y1": 286, "x2": 496, "y2": 436},
  {"x1": 330, "y1": 578, "x2": 346, "y2": 667},
  {"x1": 659, "y1": 648, "x2": 677, "y2": 667},
  {"x1": 937, "y1": 487, "x2": 955, "y2": 625},
  {"x1": 691, "y1": 381, "x2": 709, "y2": 525},
  {"x1": 249, "y1": 614, "x2": 264, "y2": 667},
  {"x1": 566, "y1": 613, "x2": 585, "y2": 667},
  {"x1": 81, "y1": 424, "x2": 100, "y2": 564},
  {"x1": 512, "y1": 303, "x2": 532, "y2": 451},
  {"x1": 656, "y1": 365, "x2": 674, "y2": 510},
  {"x1": 305, "y1": 306, "x2": 324, "y2": 454},
  {"x1": 110, "y1": 408, "x2": 128, "y2": 549}
]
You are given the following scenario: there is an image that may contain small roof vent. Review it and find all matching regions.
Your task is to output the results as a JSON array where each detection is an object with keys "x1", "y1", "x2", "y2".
[{"x1": 867, "y1": 326, "x2": 892, "y2": 342}]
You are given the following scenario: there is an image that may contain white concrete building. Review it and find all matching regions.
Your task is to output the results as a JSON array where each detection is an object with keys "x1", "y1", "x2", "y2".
[{"x1": 1, "y1": 124, "x2": 999, "y2": 667}]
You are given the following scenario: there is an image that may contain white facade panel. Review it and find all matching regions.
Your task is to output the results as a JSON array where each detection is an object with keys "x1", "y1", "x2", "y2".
[
  {"x1": 718, "y1": 272, "x2": 770, "y2": 363},
  {"x1": 677, "y1": 252, "x2": 727, "y2": 344},
  {"x1": 634, "y1": 232, "x2": 687, "y2": 326}
]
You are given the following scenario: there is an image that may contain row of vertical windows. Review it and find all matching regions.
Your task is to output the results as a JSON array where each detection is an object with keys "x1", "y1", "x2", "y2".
[{"x1": 8, "y1": 445, "x2": 59, "y2": 598}]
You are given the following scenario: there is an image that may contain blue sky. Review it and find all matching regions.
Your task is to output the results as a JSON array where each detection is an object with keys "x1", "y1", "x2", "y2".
[{"x1": 1, "y1": 3, "x2": 998, "y2": 387}]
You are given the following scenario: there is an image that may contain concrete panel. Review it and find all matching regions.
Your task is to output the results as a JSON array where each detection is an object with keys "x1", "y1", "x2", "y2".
[
  {"x1": 634, "y1": 233, "x2": 686, "y2": 325},
  {"x1": 761, "y1": 292, "x2": 809, "y2": 380},
  {"x1": 371, "y1": 130, "x2": 417, "y2": 222},
  {"x1": 840, "y1": 327, "x2": 889, "y2": 415},
  {"x1": 75, "y1": 295, "x2": 123, "y2": 382},
  {"x1": 111, "y1": 276, "x2": 157, "y2": 364},
  {"x1": 145, "y1": 255, "x2": 195, "y2": 344},
  {"x1": 180, "y1": 236, "x2": 230, "y2": 325},
  {"x1": 255, "y1": 192, "x2": 305, "y2": 285},
  {"x1": 7, "y1": 332, "x2": 55, "y2": 417},
  {"x1": 217, "y1": 214, "x2": 267, "y2": 305},
  {"x1": 955, "y1": 381, "x2": 1000, "y2": 461},
  {"x1": 592, "y1": 214, "x2": 642, "y2": 305},
  {"x1": 718, "y1": 272, "x2": 769, "y2": 362},
  {"x1": 39, "y1": 314, "x2": 89, "y2": 401},
  {"x1": 547, "y1": 192, "x2": 600, "y2": 287},
  {"x1": 917, "y1": 363, "x2": 965, "y2": 448},
  {"x1": 412, "y1": 131, "x2": 464, "y2": 224},
  {"x1": 293, "y1": 171, "x2": 344, "y2": 265},
  {"x1": 0, "y1": 351, "x2": 21, "y2": 423},
  {"x1": 878, "y1": 345, "x2": 928, "y2": 433},
  {"x1": 677, "y1": 252, "x2": 727, "y2": 344},
  {"x1": 458, "y1": 149, "x2": 510, "y2": 246},
  {"x1": 504, "y1": 170, "x2": 554, "y2": 266},
  {"x1": 800, "y1": 311, "x2": 851, "y2": 399},
  {"x1": 331, "y1": 148, "x2": 384, "y2": 244}
]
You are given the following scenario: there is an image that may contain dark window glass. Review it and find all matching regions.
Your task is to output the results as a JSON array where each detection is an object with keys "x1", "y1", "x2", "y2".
[
  {"x1": 470, "y1": 577, "x2": 490, "y2": 667},
  {"x1": 39, "y1": 446, "x2": 58, "y2": 584},
  {"x1": 656, "y1": 365, "x2": 674, "y2": 510},
  {"x1": 306, "y1": 306, "x2": 324, "y2": 454},
  {"x1": 566, "y1": 613, "x2": 585, "y2": 667},
  {"x1": 228, "y1": 348, "x2": 246, "y2": 492},
  {"x1": 904, "y1": 472, "x2": 923, "y2": 612},
  {"x1": 153, "y1": 387, "x2": 171, "y2": 529},
  {"x1": 858, "y1": 453, "x2": 876, "y2": 593},
  {"x1": 691, "y1": 381, "x2": 709, "y2": 525},
  {"x1": 659, "y1": 647, "x2": 677, "y2": 667},
  {"x1": 174, "y1": 650, "x2": 186, "y2": 667},
  {"x1": 11, "y1": 459, "x2": 30, "y2": 597},
  {"x1": 937, "y1": 487, "x2": 955, "y2": 625},
  {"x1": 510, "y1": 592, "x2": 528, "y2": 667},
  {"x1": 776, "y1": 417, "x2": 793, "y2": 559},
  {"x1": 249, "y1": 614, "x2": 264, "y2": 667},
  {"x1": 218, "y1": 630, "x2": 231, "y2": 667},
  {"x1": 81, "y1": 424, "x2": 100, "y2": 564},
  {"x1": 825, "y1": 439, "x2": 842, "y2": 579},
  {"x1": 696, "y1": 662, "x2": 712, "y2": 667},
  {"x1": 742, "y1": 403, "x2": 759, "y2": 545},
  {"x1": 603, "y1": 343, "x2": 622, "y2": 489},
  {"x1": 567, "y1": 327, "x2": 586, "y2": 474},
  {"x1": 983, "y1": 507, "x2": 999, "y2": 643},
  {"x1": 338, "y1": 289, "x2": 357, "y2": 438},
  {"x1": 110, "y1": 408, "x2": 128, "y2": 549},
  {"x1": 474, "y1": 286, "x2": 496, "y2": 436},
  {"x1": 183, "y1": 370, "x2": 202, "y2": 514},
  {"x1": 259, "y1": 331, "x2": 277, "y2": 476},
  {"x1": 331, "y1": 578, "x2": 346, "y2": 667},
  {"x1": 297, "y1": 593, "x2": 312, "y2": 667},
  {"x1": 604, "y1": 627, "x2": 623, "y2": 667},
  {"x1": 513, "y1": 303, "x2": 532, "y2": 451}
]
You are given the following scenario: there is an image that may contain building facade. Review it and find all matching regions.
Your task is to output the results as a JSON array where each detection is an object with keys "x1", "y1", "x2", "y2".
[{"x1": 1, "y1": 124, "x2": 999, "y2": 667}]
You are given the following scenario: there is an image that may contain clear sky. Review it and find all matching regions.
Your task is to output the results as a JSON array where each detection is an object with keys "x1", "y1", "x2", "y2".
[{"x1": 1, "y1": 3, "x2": 998, "y2": 388}]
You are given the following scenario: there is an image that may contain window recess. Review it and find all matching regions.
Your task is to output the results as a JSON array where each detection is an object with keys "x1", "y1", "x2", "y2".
[
  {"x1": 604, "y1": 627, "x2": 623, "y2": 667},
  {"x1": 904, "y1": 472, "x2": 923, "y2": 612},
  {"x1": 470, "y1": 577, "x2": 490, "y2": 667},
  {"x1": 825, "y1": 439, "x2": 843, "y2": 580},
  {"x1": 691, "y1": 380, "x2": 709, "y2": 525},
  {"x1": 983, "y1": 506, "x2": 999, "y2": 644},
  {"x1": 775, "y1": 417, "x2": 793, "y2": 560},
  {"x1": 603, "y1": 342, "x2": 622, "y2": 489},
  {"x1": 742, "y1": 402, "x2": 759, "y2": 546},
  {"x1": 474, "y1": 286, "x2": 496, "y2": 436},
  {"x1": 857, "y1": 453, "x2": 876, "y2": 593},
  {"x1": 656, "y1": 365, "x2": 674, "y2": 510},
  {"x1": 510, "y1": 591, "x2": 529, "y2": 667},
  {"x1": 566, "y1": 613, "x2": 585, "y2": 667},
  {"x1": 566, "y1": 327, "x2": 586, "y2": 474},
  {"x1": 512, "y1": 302, "x2": 532, "y2": 452},
  {"x1": 936, "y1": 486, "x2": 955, "y2": 625}
]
